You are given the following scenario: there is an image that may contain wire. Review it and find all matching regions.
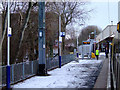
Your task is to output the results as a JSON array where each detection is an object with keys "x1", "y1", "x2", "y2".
[{"x1": 108, "y1": 0, "x2": 110, "y2": 24}]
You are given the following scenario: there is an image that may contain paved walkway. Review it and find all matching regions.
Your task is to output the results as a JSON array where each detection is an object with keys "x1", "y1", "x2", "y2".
[{"x1": 94, "y1": 57, "x2": 109, "y2": 89}]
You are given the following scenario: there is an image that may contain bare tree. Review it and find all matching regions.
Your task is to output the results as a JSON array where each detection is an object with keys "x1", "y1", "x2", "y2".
[
  {"x1": 65, "y1": 27, "x2": 77, "y2": 53},
  {"x1": 46, "y1": 12, "x2": 59, "y2": 57},
  {"x1": 1, "y1": 2, "x2": 38, "y2": 64},
  {"x1": 78, "y1": 25, "x2": 102, "y2": 45},
  {"x1": 46, "y1": 2, "x2": 92, "y2": 53},
  {"x1": 1, "y1": 2, "x2": 60, "y2": 64}
]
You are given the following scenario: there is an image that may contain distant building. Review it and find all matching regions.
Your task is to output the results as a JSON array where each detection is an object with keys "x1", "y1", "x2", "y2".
[{"x1": 96, "y1": 25, "x2": 117, "y2": 52}]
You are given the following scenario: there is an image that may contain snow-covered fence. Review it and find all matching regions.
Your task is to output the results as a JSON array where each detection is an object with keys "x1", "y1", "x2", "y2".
[
  {"x1": 46, "y1": 54, "x2": 75, "y2": 70},
  {"x1": 0, "y1": 54, "x2": 75, "y2": 87}
]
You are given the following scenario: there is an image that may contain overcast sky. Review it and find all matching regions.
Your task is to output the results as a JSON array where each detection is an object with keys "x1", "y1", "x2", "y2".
[
  {"x1": 74, "y1": 1, "x2": 118, "y2": 33},
  {"x1": 0, "y1": 1, "x2": 118, "y2": 31},
  {"x1": 87, "y1": 1, "x2": 118, "y2": 30}
]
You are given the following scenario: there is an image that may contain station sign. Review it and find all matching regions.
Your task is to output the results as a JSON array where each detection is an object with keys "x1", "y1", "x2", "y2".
[
  {"x1": 60, "y1": 32, "x2": 65, "y2": 37},
  {"x1": 39, "y1": 31, "x2": 42, "y2": 37},
  {"x1": 59, "y1": 36, "x2": 62, "y2": 43},
  {"x1": 8, "y1": 27, "x2": 12, "y2": 37}
]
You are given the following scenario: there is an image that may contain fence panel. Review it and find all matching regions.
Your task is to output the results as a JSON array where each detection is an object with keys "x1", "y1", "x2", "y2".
[
  {"x1": 1, "y1": 66, "x2": 6, "y2": 87},
  {"x1": 46, "y1": 54, "x2": 75, "y2": 70},
  {"x1": 14, "y1": 63, "x2": 23, "y2": 83},
  {"x1": 0, "y1": 54, "x2": 75, "y2": 87},
  {"x1": 24, "y1": 61, "x2": 32, "y2": 78},
  {"x1": 33, "y1": 60, "x2": 39, "y2": 75}
]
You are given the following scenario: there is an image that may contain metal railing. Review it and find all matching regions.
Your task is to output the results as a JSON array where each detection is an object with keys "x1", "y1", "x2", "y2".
[
  {"x1": 0, "y1": 60, "x2": 38, "y2": 87},
  {"x1": 46, "y1": 54, "x2": 75, "y2": 70},
  {"x1": 0, "y1": 54, "x2": 75, "y2": 87}
]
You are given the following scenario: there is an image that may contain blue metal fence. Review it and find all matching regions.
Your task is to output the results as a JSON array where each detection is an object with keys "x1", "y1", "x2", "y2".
[{"x1": 0, "y1": 54, "x2": 75, "y2": 87}]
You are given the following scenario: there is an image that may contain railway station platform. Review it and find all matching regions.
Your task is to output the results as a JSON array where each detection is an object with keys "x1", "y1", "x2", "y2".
[{"x1": 94, "y1": 55, "x2": 111, "y2": 89}]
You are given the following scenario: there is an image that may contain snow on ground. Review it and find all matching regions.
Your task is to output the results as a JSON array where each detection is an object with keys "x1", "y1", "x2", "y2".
[
  {"x1": 12, "y1": 59, "x2": 103, "y2": 88},
  {"x1": 79, "y1": 52, "x2": 105, "y2": 58},
  {"x1": 99, "y1": 52, "x2": 105, "y2": 56}
]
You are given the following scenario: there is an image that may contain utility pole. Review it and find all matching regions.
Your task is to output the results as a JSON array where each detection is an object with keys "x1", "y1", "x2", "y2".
[{"x1": 38, "y1": 1, "x2": 46, "y2": 75}]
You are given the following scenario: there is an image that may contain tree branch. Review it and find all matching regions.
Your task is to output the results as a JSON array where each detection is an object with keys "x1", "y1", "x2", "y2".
[{"x1": 16, "y1": 2, "x2": 33, "y2": 59}]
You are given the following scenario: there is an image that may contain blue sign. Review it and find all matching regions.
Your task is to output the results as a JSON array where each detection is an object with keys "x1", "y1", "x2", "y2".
[{"x1": 60, "y1": 32, "x2": 65, "y2": 37}]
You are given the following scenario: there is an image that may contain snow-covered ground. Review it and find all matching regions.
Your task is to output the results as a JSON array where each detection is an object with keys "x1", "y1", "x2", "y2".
[
  {"x1": 99, "y1": 52, "x2": 105, "y2": 56},
  {"x1": 79, "y1": 52, "x2": 106, "y2": 58},
  {"x1": 12, "y1": 59, "x2": 103, "y2": 88}
]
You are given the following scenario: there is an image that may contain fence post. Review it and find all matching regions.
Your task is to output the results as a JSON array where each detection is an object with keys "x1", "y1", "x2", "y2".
[
  {"x1": 32, "y1": 61, "x2": 33, "y2": 75},
  {"x1": 23, "y1": 63, "x2": 25, "y2": 79},
  {"x1": 48, "y1": 58, "x2": 49, "y2": 69},
  {"x1": 12, "y1": 64, "x2": 14, "y2": 83},
  {"x1": 0, "y1": 67, "x2": 2, "y2": 87},
  {"x1": 54, "y1": 58, "x2": 55, "y2": 67},
  {"x1": 48, "y1": 58, "x2": 50, "y2": 69},
  {"x1": 50, "y1": 58, "x2": 51, "y2": 69}
]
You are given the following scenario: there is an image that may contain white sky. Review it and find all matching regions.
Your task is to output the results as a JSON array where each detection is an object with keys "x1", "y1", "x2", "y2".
[
  {"x1": 87, "y1": 1, "x2": 118, "y2": 30},
  {"x1": 0, "y1": 0, "x2": 118, "y2": 31},
  {"x1": 74, "y1": 1, "x2": 118, "y2": 33}
]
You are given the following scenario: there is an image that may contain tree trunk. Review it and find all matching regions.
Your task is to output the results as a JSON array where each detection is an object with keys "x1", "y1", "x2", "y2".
[
  {"x1": 16, "y1": 2, "x2": 32, "y2": 61},
  {"x1": 1, "y1": 6, "x2": 8, "y2": 65},
  {"x1": 61, "y1": 24, "x2": 66, "y2": 54}
]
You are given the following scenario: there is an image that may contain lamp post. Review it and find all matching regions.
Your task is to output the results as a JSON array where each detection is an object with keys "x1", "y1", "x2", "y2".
[
  {"x1": 76, "y1": 34, "x2": 79, "y2": 58},
  {"x1": 57, "y1": 13, "x2": 65, "y2": 68},
  {"x1": 7, "y1": 0, "x2": 11, "y2": 88},
  {"x1": 56, "y1": 11, "x2": 68, "y2": 68},
  {"x1": 59, "y1": 14, "x2": 62, "y2": 68},
  {"x1": 55, "y1": 12, "x2": 65, "y2": 68}
]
